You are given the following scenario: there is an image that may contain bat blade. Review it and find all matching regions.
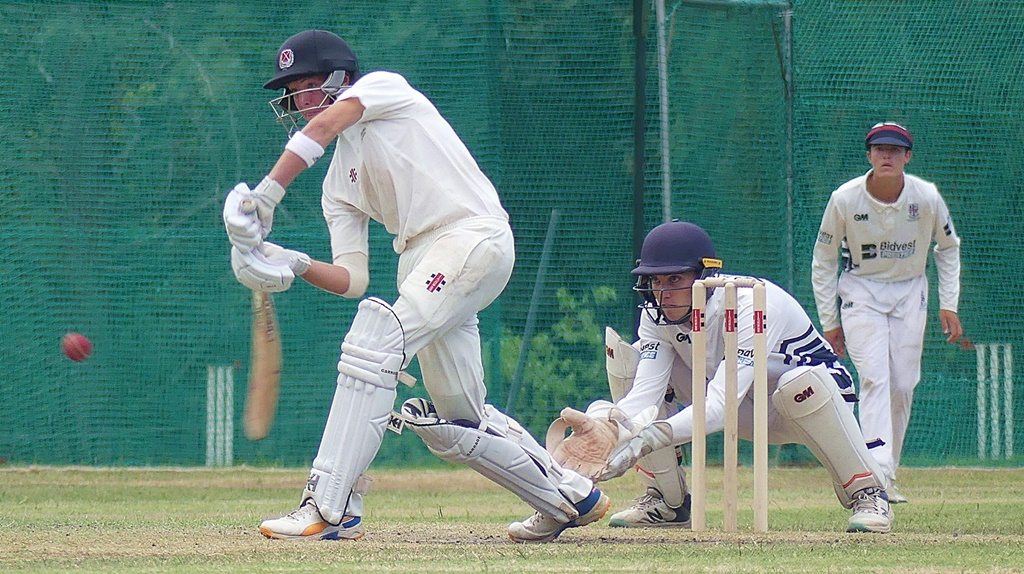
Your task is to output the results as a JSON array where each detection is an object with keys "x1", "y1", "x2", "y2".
[{"x1": 243, "y1": 290, "x2": 282, "y2": 440}]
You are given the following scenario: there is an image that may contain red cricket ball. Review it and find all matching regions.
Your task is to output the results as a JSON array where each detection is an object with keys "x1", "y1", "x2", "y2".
[{"x1": 61, "y1": 332, "x2": 93, "y2": 362}]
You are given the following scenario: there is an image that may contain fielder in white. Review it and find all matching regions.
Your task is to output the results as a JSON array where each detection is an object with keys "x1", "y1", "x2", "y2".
[
  {"x1": 812, "y1": 123, "x2": 963, "y2": 503},
  {"x1": 222, "y1": 29, "x2": 607, "y2": 543},
  {"x1": 597, "y1": 221, "x2": 893, "y2": 533}
]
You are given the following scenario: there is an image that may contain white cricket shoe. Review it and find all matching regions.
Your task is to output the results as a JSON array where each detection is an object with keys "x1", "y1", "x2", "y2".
[
  {"x1": 608, "y1": 488, "x2": 691, "y2": 528},
  {"x1": 887, "y1": 482, "x2": 909, "y2": 504},
  {"x1": 847, "y1": 487, "x2": 892, "y2": 533},
  {"x1": 508, "y1": 489, "x2": 611, "y2": 543},
  {"x1": 259, "y1": 498, "x2": 365, "y2": 540}
]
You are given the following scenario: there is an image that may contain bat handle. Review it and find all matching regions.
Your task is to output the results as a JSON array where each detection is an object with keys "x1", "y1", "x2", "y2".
[{"x1": 240, "y1": 198, "x2": 256, "y2": 214}]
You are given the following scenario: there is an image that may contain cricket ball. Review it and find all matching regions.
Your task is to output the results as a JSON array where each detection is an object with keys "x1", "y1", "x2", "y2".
[{"x1": 61, "y1": 332, "x2": 93, "y2": 362}]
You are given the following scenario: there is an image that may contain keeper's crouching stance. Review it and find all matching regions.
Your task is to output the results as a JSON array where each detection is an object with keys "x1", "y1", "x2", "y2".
[{"x1": 574, "y1": 222, "x2": 893, "y2": 533}]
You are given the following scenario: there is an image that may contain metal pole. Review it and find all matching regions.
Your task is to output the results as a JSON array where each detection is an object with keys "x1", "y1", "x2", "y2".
[
  {"x1": 656, "y1": 0, "x2": 672, "y2": 222},
  {"x1": 506, "y1": 209, "x2": 559, "y2": 415}
]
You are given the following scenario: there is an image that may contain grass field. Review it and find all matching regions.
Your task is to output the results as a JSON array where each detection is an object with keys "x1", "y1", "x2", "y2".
[{"x1": 1, "y1": 465, "x2": 1023, "y2": 573}]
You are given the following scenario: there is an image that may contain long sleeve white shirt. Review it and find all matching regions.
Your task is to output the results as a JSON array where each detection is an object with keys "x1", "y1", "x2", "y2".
[
  {"x1": 811, "y1": 171, "x2": 961, "y2": 332},
  {"x1": 616, "y1": 276, "x2": 853, "y2": 444}
]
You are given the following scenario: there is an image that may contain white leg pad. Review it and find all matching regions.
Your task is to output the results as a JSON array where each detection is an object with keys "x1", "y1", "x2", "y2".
[
  {"x1": 400, "y1": 398, "x2": 589, "y2": 523},
  {"x1": 772, "y1": 365, "x2": 888, "y2": 508},
  {"x1": 634, "y1": 399, "x2": 687, "y2": 506},
  {"x1": 636, "y1": 445, "x2": 688, "y2": 507},
  {"x1": 305, "y1": 297, "x2": 405, "y2": 524},
  {"x1": 606, "y1": 327, "x2": 640, "y2": 401}
]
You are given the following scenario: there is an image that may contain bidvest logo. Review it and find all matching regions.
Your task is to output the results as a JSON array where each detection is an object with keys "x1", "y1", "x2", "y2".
[{"x1": 861, "y1": 239, "x2": 916, "y2": 260}]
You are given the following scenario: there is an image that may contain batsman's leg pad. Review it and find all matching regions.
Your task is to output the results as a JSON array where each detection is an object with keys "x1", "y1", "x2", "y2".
[
  {"x1": 772, "y1": 365, "x2": 888, "y2": 509},
  {"x1": 606, "y1": 327, "x2": 640, "y2": 402},
  {"x1": 306, "y1": 297, "x2": 406, "y2": 524},
  {"x1": 400, "y1": 398, "x2": 586, "y2": 523}
]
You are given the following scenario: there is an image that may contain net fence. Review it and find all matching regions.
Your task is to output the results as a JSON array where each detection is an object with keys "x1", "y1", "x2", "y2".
[{"x1": 0, "y1": 0, "x2": 1020, "y2": 468}]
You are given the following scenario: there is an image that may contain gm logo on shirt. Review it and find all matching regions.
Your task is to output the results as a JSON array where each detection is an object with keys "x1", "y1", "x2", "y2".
[{"x1": 854, "y1": 213, "x2": 869, "y2": 221}]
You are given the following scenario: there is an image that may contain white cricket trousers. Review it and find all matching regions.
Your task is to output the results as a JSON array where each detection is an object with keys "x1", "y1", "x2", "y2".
[
  {"x1": 838, "y1": 273, "x2": 928, "y2": 482},
  {"x1": 393, "y1": 215, "x2": 514, "y2": 424}
]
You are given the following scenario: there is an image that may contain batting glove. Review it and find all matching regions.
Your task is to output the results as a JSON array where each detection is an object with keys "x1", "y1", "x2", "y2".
[
  {"x1": 223, "y1": 183, "x2": 262, "y2": 253},
  {"x1": 230, "y1": 246, "x2": 294, "y2": 293},
  {"x1": 251, "y1": 176, "x2": 286, "y2": 237},
  {"x1": 261, "y1": 241, "x2": 311, "y2": 276},
  {"x1": 597, "y1": 421, "x2": 674, "y2": 482}
]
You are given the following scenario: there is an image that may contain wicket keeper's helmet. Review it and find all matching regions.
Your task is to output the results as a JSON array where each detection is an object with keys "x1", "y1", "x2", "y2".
[
  {"x1": 264, "y1": 30, "x2": 359, "y2": 91},
  {"x1": 632, "y1": 221, "x2": 722, "y2": 325}
]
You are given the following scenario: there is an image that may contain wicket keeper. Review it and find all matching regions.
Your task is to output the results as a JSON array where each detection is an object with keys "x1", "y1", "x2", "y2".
[{"x1": 592, "y1": 221, "x2": 894, "y2": 533}]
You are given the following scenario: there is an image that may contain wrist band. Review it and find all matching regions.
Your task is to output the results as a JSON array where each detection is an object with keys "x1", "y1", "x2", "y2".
[{"x1": 285, "y1": 130, "x2": 325, "y2": 168}]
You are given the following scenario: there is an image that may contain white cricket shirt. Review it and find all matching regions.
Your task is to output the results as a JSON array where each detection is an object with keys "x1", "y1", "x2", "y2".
[
  {"x1": 811, "y1": 171, "x2": 961, "y2": 332},
  {"x1": 616, "y1": 276, "x2": 853, "y2": 443},
  {"x1": 321, "y1": 71, "x2": 508, "y2": 258}
]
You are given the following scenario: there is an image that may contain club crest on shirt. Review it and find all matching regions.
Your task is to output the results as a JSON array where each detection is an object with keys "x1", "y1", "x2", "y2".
[
  {"x1": 426, "y1": 272, "x2": 446, "y2": 293},
  {"x1": 349, "y1": 168, "x2": 358, "y2": 183},
  {"x1": 907, "y1": 203, "x2": 920, "y2": 221},
  {"x1": 817, "y1": 230, "x2": 833, "y2": 245}
]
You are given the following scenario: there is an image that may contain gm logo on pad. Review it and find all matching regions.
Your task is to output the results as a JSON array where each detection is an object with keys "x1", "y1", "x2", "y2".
[{"x1": 794, "y1": 386, "x2": 815, "y2": 403}]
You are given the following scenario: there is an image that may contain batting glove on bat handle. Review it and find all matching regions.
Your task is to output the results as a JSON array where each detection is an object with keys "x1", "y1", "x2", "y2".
[
  {"x1": 251, "y1": 177, "x2": 286, "y2": 237},
  {"x1": 224, "y1": 183, "x2": 262, "y2": 253},
  {"x1": 261, "y1": 241, "x2": 311, "y2": 275}
]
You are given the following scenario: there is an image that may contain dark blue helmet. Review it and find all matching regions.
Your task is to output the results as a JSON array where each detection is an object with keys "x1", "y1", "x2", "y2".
[
  {"x1": 264, "y1": 30, "x2": 359, "y2": 91},
  {"x1": 264, "y1": 30, "x2": 360, "y2": 132},
  {"x1": 632, "y1": 221, "x2": 722, "y2": 325}
]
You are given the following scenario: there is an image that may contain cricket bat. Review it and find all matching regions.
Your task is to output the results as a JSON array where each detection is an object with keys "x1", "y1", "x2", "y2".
[{"x1": 243, "y1": 290, "x2": 282, "y2": 440}]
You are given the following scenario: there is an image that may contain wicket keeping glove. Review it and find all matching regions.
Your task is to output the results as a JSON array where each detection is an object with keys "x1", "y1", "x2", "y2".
[
  {"x1": 596, "y1": 421, "x2": 674, "y2": 482},
  {"x1": 546, "y1": 407, "x2": 622, "y2": 480}
]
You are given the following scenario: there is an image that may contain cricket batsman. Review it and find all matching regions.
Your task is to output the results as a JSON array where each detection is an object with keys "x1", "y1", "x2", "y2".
[{"x1": 222, "y1": 29, "x2": 607, "y2": 543}]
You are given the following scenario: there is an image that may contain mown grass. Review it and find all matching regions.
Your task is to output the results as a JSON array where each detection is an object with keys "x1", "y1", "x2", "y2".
[{"x1": 1, "y1": 466, "x2": 1022, "y2": 573}]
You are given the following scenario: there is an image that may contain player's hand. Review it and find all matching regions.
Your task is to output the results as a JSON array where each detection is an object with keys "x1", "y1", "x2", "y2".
[
  {"x1": 597, "y1": 421, "x2": 673, "y2": 482},
  {"x1": 223, "y1": 183, "x2": 262, "y2": 253},
  {"x1": 547, "y1": 408, "x2": 621, "y2": 480},
  {"x1": 823, "y1": 327, "x2": 846, "y2": 359},
  {"x1": 261, "y1": 242, "x2": 311, "y2": 275},
  {"x1": 939, "y1": 309, "x2": 963, "y2": 344},
  {"x1": 230, "y1": 246, "x2": 294, "y2": 293},
  {"x1": 251, "y1": 177, "x2": 286, "y2": 237}
]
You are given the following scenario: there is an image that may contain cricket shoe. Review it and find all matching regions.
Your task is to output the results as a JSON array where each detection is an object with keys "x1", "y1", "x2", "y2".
[
  {"x1": 887, "y1": 482, "x2": 909, "y2": 504},
  {"x1": 608, "y1": 488, "x2": 691, "y2": 528},
  {"x1": 846, "y1": 487, "x2": 892, "y2": 533},
  {"x1": 259, "y1": 498, "x2": 365, "y2": 540},
  {"x1": 508, "y1": 489, "x2": 611, "y2": 543}
]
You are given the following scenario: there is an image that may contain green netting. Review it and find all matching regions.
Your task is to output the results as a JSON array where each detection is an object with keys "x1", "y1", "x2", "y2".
[{"x1": 0, "y1": 0, "x2": 1020, "y2": 469}]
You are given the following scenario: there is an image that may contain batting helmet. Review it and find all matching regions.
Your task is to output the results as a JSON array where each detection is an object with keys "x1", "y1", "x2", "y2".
[
  {"x1": 264, "y1": 30, "x2": 359, "y2": 91},
  {"x1": 632, "y1": 221, "x2": 722, "y2": 325}
]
